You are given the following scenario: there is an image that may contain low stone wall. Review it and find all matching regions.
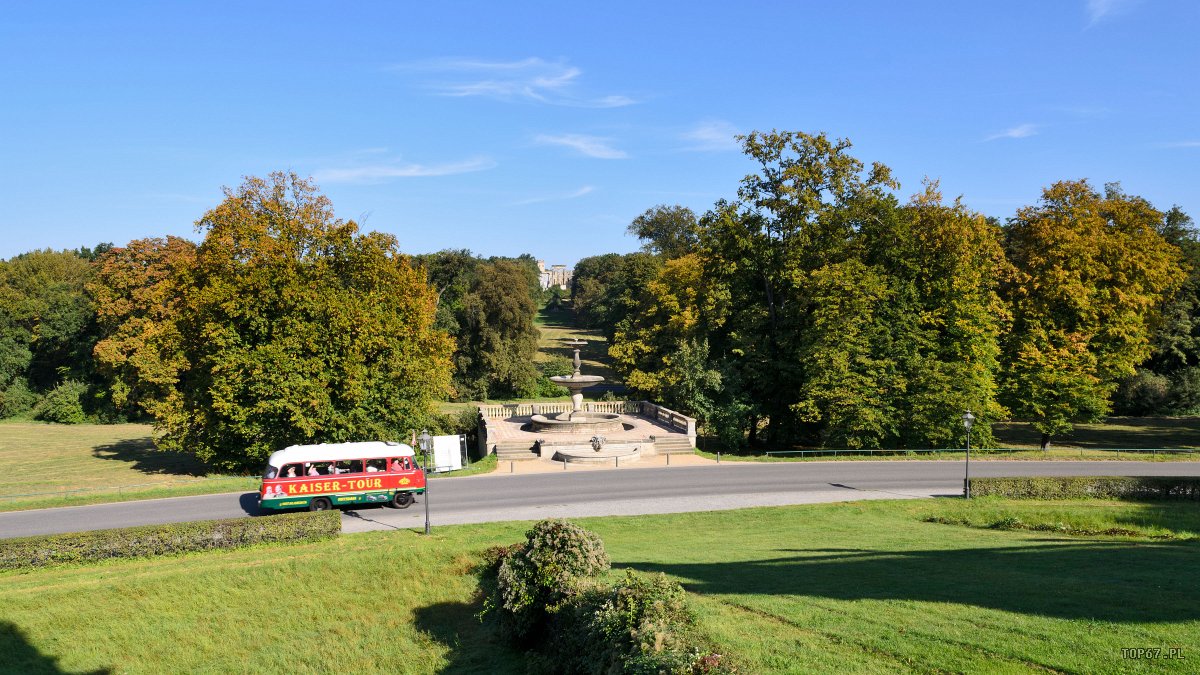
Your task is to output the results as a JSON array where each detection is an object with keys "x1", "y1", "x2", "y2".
[
  {"x1": 476, "y1": 401, "x2": 697, "y2": 458},
  {"x1": 478, "y1": 400, "x2": 643, "y2": 419}
]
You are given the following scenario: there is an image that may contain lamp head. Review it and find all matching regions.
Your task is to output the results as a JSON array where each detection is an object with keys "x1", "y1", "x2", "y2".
[
  {"x1": 419, "y1": 429, "x2": 431, "y2": 450},
  {"x1": 962, "y1": 410, "x2": 975, "y2": 431}
]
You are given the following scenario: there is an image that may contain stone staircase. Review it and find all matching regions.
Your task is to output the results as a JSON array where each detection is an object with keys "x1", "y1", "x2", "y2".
[
  {"x1": 494, "y1": 440, "x2": 538, "y2": 461},
  {"x1": 653, "y1": 435, "x2": 696, "y2": 455}
]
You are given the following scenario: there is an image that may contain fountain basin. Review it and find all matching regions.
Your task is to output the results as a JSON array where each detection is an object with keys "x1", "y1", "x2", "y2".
[{"x1": 530, "y1": 412, "x2": 624, "y2": 434}]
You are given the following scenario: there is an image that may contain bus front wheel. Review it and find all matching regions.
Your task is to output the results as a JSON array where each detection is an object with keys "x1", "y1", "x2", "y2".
[
  {"x1": 309, "y1": 497, "x2": 332, "y2": 512},
  {"x1": 390, "y1": 492, "x2": 414, "y2": 509}
]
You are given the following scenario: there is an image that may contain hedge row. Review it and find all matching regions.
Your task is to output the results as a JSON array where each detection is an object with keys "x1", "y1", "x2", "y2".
[
  {"x1": 0, "y1": 511, "x2": 341, "y2": 571},
  {"x1": 968, "y1": 476, "x2": 1200, "y2": 501}
]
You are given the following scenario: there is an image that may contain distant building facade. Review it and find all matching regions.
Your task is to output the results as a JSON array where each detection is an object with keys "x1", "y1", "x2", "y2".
[{"x1": 537, "y1": 260, "x2": 572, "y2": 291}]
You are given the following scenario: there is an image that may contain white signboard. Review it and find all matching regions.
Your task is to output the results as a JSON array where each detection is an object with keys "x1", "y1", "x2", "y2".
[{"x1": 430, "y1": 434, "x2": 464, "y2": 472}]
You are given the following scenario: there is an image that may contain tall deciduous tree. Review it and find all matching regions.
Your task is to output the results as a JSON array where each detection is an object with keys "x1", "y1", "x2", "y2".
[
  {"x1": 159, "y1": 172, "x2": 452, "y2": 470},
  {"x1": 627, "y1": 205, "x2": 699, "y2": 259},
  {"x1": 1001, "y1": 181, "x2": 1184, "y2": 448},
  {"x1": 0, "y1": 249, "x2": 97, "y2": 393},
  {"x1": 454, "y1": 259, "x2": 540, "y2": 400},
  {"x1": 89, "y1": 236, "x2": 197, "y2": 419},
  {"x1": 700, "y1": 130, "x2": 898, "y2": 445}
]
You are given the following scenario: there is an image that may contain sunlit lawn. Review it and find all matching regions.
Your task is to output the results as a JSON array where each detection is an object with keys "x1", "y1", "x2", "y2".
[
  {"x1": 2, "y1": 500, "x2": 1196, "y2": 673},
  {"x1": 0, "y1": 421, "x2": 257, "y2": 513},
  {"x1": 0, "y1": 422, "x2": 503, "y2": 513}
]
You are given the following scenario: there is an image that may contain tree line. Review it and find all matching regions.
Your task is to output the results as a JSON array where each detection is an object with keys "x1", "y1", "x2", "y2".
[
  {"x1": 0, "y1": 172, "x2": 549, "y2": 470},
  {"x1": 573, "y1": 130, "x2": 1194, "y2": 450}
]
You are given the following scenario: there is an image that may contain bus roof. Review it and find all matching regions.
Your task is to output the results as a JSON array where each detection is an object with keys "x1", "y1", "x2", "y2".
[{"x1": 266, "y1": 441, "x2": 416, "y2": 467}]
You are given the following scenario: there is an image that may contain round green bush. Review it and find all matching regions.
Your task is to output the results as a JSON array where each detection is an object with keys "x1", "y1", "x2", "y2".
[{"x1": 34, "y1": 380, "x2": 89, "y2": 424}]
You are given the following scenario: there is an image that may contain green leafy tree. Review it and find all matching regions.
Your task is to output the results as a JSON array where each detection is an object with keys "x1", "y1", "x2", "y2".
[
  {"x1": 610, "y1": 253, "x2": 727, "y2": 401},
  {"x1": 1001, "y1": 181, "x2": 1184, "y2": 448},
  {"x1": 454, "y1": 260, "x2": 540, "y2": 400},
  {"x1": 699, "y1": 130, "x2": 898, "y2": 445},
  {"x1": 0, "y1": 249, "x2": 98, "y2": 409},
  {"x1": 861, "y1": 181, "x2": 1011, "y2": 448},
  {"x1": 159, "y1": 172, "x2": 453, "y2": 470},
  {"x1": 626, "y1": 204, "x2": 699, "y2": 259}
]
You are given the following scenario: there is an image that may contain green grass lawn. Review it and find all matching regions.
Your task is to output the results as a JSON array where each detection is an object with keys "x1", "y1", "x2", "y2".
[
  {"x1": 534, "y1": 302, "x2": 619, "y2": 384},
  {"x1": 994, "y1": 416, "x2": 1200, "y2": 449},
  {"x1": 0, "y1": 422, "x2": 498, "y2": 514},
  {"x1": 0, "y1": 421, "x2": 258, "y2": 513},
  {"x1": 698, "y1": 415, "x2": 1200, "y2": 463},
  {"x1": 2, "y1": 500, "x2": 1196, "y2": 673}
]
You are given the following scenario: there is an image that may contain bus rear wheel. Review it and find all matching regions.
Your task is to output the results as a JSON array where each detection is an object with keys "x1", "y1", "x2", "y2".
[
  {"x1": 390, "y1": 492, "x2": 414, "y2": 509},
  {"x1": 309, "y1": 497, "x2": 332, "y2": 512}
]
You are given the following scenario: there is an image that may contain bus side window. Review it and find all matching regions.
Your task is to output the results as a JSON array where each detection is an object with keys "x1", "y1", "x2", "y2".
[
  {"x1": 365, "y1": 459, "x2": 386, "y2": 473},
  {"x1": 389, "y1": 458, "x2": 402, "y2": 472},
  {"x1": 343, "y1": 460, "x2": 364, "y2": 474},
  {"x1": 282, "y1": 464, "x2": 302, "y2": 478}
]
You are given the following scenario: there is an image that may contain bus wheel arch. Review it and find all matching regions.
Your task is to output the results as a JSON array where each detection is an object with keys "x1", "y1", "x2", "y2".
[
  {"x1": 390, "y1": 492, "x2": 414, "y2": 509},
  {"x1": 309, "y1": 497, "x2": 333, "y2": 512}
]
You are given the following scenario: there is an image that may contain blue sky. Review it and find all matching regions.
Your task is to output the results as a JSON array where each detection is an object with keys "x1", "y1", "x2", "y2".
[{"x1": 1, "y1": 1, "x2": 1197, "y2": 265}]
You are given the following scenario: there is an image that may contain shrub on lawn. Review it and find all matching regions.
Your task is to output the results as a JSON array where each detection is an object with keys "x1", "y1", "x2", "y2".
[
  {"x1": 32, "y1": 380, "x2": 88, "y2": 424},
  {"x1": 481, "y1": 519, "x2": 734, "y2": 674},
  {"x1": 0, "y1": 511, "x2": 341, "y2": 571},
  {"x1": 0, "y1": 378, "x2": 38, "y2": 418},
  {"x1": 968, "y1": 476, "x2": 1200, "y2": 501},
  {"x1": 490, "y1": 519, "x2": 610, "y2": 642}
]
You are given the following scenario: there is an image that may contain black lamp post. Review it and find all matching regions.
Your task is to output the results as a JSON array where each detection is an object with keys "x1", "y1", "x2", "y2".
[
  {"x1": 419, "y1": 429, "x2": 432, "y2": 535},
  {"x1": 962, "y1": 410, "x2": 975, "y2": 499}
]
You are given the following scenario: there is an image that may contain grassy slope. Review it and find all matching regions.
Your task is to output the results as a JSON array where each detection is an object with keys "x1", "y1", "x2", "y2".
[{"x1": 2, "y1": 500, "x2": 1196, "y2": 674}]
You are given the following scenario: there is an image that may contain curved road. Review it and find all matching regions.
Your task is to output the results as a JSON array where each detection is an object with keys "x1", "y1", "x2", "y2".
[{"x1": 1, "y1": 460, "x2": 1198, "y2": 539}]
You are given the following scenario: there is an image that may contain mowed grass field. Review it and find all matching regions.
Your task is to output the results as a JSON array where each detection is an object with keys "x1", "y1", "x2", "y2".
[
  {"x1": 0, "y1": 421, "x2": 258, "y2": 512},
  {"x1": 2, "y1": 499, "x2": 1197, "y2": 674}
]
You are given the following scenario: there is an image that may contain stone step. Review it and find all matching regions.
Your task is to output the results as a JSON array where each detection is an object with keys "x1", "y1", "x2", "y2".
[
  {"x1": 494, "y1": 441, "x2": 538, "y2": 460},
  {"x1": 654, "y1": 436, "x2": 696, "y2": 454}
]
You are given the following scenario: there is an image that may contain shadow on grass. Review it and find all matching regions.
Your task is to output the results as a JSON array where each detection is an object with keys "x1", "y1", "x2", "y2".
[
  {"x1": 623, "y1": 540, "x2": 1200, "y2": 623},
  {"x1": 0, "y1": 622, "x2": 110, "y2": 674},
  {"x1": 993, "y1": 417, "x2": 1200, "y2": 449},
  {"x1": 91, "y1": 439, "x2": 209, "y2": 477},
  {"x1": 413, "y1": 601, "x2": 527, "y2": 674}
]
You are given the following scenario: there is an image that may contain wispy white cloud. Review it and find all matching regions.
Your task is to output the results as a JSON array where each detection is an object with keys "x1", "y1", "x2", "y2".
[
  {"x1": 315, "y1": 156, "x2": 496, "y2": 184},
  {"x1": 392, "y1": 57, "x2": 635, "y2": 108},
  {"x1": 1086, "y1": 0, "x2": 1140, "y2": 26},
  {"x1": 512, "y1": 185, "x2": 595, "y2": 206},
  {"x1": 534, "y1": 133, "x2": 628, "y2": 159},
  {"x1": 680, "y1": 120, "x2": 741, "y2": 151},
  {"x1": 984, "y1": 123, "x2": 1039, "y2": 141}
]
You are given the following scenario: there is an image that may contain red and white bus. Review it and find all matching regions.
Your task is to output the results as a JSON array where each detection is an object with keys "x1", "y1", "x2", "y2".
[{"x1": 259, "y1": 441, "x2": 425, "y2": 512}]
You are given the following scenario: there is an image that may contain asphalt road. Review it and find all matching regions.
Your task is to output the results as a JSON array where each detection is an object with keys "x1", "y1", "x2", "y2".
[{"x1": 1, "y1": 460, "x2": 1198, "y2": 539}]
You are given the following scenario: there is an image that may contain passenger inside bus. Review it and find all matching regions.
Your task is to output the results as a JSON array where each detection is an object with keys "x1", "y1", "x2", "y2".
[
  {"x1": 365, "y1": 459, "x2": 386, "y2": 472},
  {"x1": 306, "y1": 463, "x2": 319, "y2": 476},
  {"x1": 284, "y1": 465, "x2": 298, "y2": 477},
  {"x1": 390, "y1": 459, "x2": 402, "y2": 472}
]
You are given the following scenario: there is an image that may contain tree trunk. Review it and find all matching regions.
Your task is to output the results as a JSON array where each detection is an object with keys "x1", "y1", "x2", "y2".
[
  {"x1": 748, "y1": 414, "x2": 758, "y2": 447},
  {"x1": 1039, "y1": 433, "x2": 1051, "y2": 451}
]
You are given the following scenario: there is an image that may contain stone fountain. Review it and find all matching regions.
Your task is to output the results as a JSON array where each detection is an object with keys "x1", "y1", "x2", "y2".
[{"x1": 529, "y1": 339, "x2": 623, "y2": 435}]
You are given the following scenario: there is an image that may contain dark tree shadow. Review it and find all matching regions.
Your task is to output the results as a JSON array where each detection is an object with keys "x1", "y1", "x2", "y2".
[
  {"x1": 0, "y1": 622, "x2": 110, "y2": 674},
  {"x1": 91, "y1": 439, "x2": 210, "y2": 477},
  {"x1": 622, "y1": 540, "x2": 1200, "y2": 623},
  {"x1": 413, "y1": 601, "x2": 528, "y2": 674}
]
